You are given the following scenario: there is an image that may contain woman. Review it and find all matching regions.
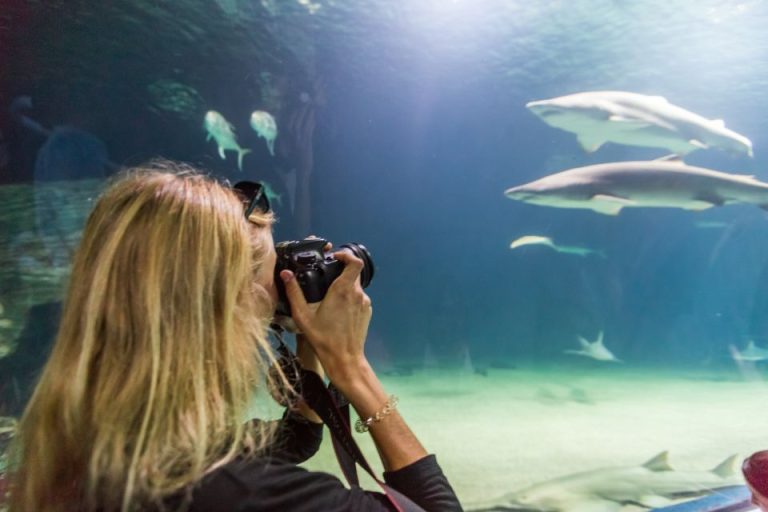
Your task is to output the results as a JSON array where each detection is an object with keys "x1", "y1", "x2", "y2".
[{"x1": 7, "y1": 161, "x2": 461, "y2": 511}]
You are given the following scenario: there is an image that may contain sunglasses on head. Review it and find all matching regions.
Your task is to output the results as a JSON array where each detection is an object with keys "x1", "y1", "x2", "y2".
[{"x1": 233, "y1": 181, "x2": 271, "y2": 218}]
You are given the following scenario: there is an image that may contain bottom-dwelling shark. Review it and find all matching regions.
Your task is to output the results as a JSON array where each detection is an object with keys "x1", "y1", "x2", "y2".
[
  {"x1": 565, "y1": 331, "x2": 621, "y2": 362},
  {"x1": 730, "y1": 340, "x2": 768, "y2": 362},
  {"x1": 469, "y1": 452, "x2": 743, "y2": 512}
]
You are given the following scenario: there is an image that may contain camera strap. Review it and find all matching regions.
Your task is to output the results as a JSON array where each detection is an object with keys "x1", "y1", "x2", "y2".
[{"x1": 272, "y1": 333, "x2": 426, "y2": 512}]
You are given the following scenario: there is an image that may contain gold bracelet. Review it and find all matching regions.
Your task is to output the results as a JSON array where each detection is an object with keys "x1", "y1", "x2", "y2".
[{"x1": 354, "y1": 395, "x2": 399, "y2": 433}]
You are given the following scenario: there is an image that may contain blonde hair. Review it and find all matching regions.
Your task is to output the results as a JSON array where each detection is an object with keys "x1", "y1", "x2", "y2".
[{"x1": 8, "y1": 161, "x2": 284, "y2": 511}]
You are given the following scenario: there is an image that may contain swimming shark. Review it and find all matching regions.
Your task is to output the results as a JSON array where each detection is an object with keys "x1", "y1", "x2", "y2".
[
  {"x1": 564, "y1": 331, "x2": 621, "y2": 362},
  {"x1": 504, "y1": 157, "x2": 768, "y2": 216},
  {"x1": 469, "y1": 452, "x2": 743, "y2": 512},
  {"x1": 730, "y1": 340, "x2": 768, "y2": 362},
  {"x1": 526, "y1": 91, "x2": 753, "y2": 157},
  {"x1": 204, "y1": 110, "x2": 251, "y2": 171},
  {"x1": 510, "y1": 235, "x2": 605, "y2": 258}
]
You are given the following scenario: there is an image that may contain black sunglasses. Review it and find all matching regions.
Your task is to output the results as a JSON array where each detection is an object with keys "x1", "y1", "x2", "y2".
[{"x1": 233, "y1": 181, "x2": 271, "y2": 218}]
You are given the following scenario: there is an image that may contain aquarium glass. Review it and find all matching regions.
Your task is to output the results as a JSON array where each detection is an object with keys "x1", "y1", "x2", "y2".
[{"x1": 3, "y1": 0, "x2": 768, "y2": 508}]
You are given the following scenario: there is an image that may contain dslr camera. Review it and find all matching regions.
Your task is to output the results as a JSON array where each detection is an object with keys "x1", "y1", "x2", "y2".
[{"x1": 274, "y1": 237, "x2": 374, "y2": 319}]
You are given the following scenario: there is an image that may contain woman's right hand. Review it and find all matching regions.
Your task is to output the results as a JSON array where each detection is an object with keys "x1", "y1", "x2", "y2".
[{"x1": 279, "y1": 249, "x2": 373, "y2": 386}]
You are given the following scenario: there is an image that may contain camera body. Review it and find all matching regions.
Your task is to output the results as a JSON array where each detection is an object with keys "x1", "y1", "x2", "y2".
[{"x1": 274, "y1": 237, "x2": 374, "y2": 318}]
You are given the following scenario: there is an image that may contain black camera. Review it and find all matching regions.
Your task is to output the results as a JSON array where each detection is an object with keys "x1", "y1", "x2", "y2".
[{"x1": 274, "y1": 237, "x2": 374, "y2": 317}]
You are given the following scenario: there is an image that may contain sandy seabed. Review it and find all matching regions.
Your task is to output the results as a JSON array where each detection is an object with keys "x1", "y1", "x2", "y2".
[{"x1": 291, "y1": 364, "x2": 768, "y2": 510}]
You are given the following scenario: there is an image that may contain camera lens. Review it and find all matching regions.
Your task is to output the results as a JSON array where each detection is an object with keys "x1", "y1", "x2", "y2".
[{"x1": 339, "y1": 243, "x2": 374, "y2": 288}]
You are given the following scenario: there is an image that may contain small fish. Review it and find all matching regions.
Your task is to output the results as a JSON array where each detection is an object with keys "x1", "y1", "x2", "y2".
[
  {"x1": 510, "y1": 235, "x2": 604, "y2": 257},
  {"x1": 565, "y1": 331, "x2": 622, "y2": 362},
  {"x1": 260, "y1": 180, "x2": 282, "y2": 207},
  {"x1": 204, "y1": 110, "x2": 251, "y2": 171},
  {"x1": 249, "y1": 110, "x2": 278, "y2": 156}
]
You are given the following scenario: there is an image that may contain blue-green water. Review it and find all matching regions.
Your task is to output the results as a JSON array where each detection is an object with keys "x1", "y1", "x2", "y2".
[{"x1": 3, "y1": 0, "x2": 768, "y2": 506}]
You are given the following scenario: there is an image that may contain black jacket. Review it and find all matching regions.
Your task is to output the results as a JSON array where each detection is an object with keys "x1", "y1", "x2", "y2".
[{"x1": 167, "y1": 411, "x2": 463, "y2": 511}]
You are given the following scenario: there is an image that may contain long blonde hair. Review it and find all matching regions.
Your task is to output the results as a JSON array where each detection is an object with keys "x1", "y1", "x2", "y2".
[{"x1": 9, "y1": 162, "x2": 283, "y2": 511}]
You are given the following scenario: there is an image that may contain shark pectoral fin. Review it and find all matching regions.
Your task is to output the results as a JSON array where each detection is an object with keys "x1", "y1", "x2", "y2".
[
  {"x1": 689, "y1": 139, "x2": 709, "y2": 150},
  {"x1": 685, "y1": 194, "x2": 723, "y2": 211},
  {"x1": 218, "y1": 145, "x2": 226, "y2": 159},
  {"x1": 576, "y1": 134, "x2": 605, "y2": 153},
  {"x1": 206, "y1": 133, "x2": 212, "y2": 142},
  {"x1": 590, "y1": 194, "x2": 635, "y2": 215},
  {"x1": 643, "y1": 451, "x2": 674, "y2": 472},
  {"x1": 565, "y1": 349, "x2": 586, "y2": 357}
]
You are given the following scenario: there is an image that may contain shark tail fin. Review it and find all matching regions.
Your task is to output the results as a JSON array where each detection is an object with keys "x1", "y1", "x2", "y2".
[
  {"x1": 712, "y1": 455, "x2": 739, "y2": 478},
  {"x1": 237, "y1": 148, "x2": 252, "y2": 171},
  {"x1": 643, "y1": 451, "x2": 674, "y2": 472}
]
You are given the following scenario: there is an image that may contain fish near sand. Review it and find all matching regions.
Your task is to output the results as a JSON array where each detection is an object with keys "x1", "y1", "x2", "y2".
[
  {"x1": 504, "y1": 157, "x2": 768, "y2": 216},
  {"x1": 250, "y1": 110, "x2": 278, "y2": 156},
  {"x1": 565, "y1": 331, "x2": 621, "y2": 362},
  {"x1": 510, "y1": 235, "x2": 604, "y2": 258},
  {"x1": 526, "y1": 91, "x2": 753, "y2": 157},
  {"x1": 469, "y1": 451, "x2": 743, "y2": 512},
  {"x1": 204, "y1": 110, "x2": 251, "y2": 170}
]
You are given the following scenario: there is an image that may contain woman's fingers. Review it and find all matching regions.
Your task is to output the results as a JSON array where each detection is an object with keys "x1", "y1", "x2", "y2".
[{"x1": 280, "y1": 270, "x2": 310, "y2": 327}]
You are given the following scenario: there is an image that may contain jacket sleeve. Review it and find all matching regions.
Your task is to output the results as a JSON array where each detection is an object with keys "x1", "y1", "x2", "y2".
[
  {"x1": 251, "y1": 409, "x2": 324, "y2": 464},
  {"x1": 221, "y1": 454, "x2": 463, "y2": 512}
]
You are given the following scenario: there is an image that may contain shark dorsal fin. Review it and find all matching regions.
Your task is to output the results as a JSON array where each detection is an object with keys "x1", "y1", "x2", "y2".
[
  {"x1": 643, "y1": 451, "x2": 673, "y2": 472},
  {"x1": 596, "y1": 331, "x2": 605, "y2": 346},
  {"x1": 654, "y1": 154, "x2": 684, "y2": 163},
  {"x1": 747, "y1": 340, "x2": 756, "y2": 349},
  {"x1": 712, "y1": 455, "x2": 739, "y2": 478}
]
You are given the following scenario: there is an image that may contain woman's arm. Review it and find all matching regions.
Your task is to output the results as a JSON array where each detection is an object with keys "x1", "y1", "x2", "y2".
[{"x1": 280, "y1": 252, "x2": 430, "y2": 471}]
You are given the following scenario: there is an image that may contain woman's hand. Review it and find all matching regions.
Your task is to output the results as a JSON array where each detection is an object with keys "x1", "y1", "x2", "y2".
[{"x1": 279, "y1": 250, "x2": 372, "y2": 387}]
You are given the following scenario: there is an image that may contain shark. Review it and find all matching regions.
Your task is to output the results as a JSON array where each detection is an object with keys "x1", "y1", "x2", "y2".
[
  {"x1": 250, "y1": 110, "x2": 278, "y2": 156},
  {"x1": 469, "y1": 451, "x2": 743, "y2": 512},
  {"x1": 730, "y1": 340, "x2": 768, "y2": 362},
  {"x1": 504, "y1": 157, "x2": 768, "y2": 216},
  {"x1": 510, "y1": 235, "x2": 605, "y2": 258},
  {"x1": 204, "y1": 110, "x2": 251, "y2": 171},
  {"x1": 564, "y1": 331, "x2": 621, "y2": 362},
  {"x1": 526, "y1": 91, "x2": 753, "y2": 157}
]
